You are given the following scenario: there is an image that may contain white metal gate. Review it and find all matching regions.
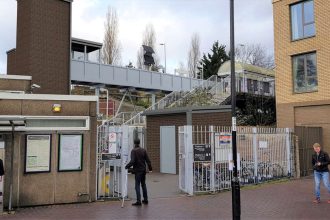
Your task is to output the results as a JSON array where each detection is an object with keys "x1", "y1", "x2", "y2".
[
  {"x1": 97, "y1": 125, "x2": 128, "y2": 200},
  {"x1": 178, "y1": 126, "x2": 193, "y2": 195},
  {"x1": 97, "y1": 124, "x2": 145, "y2": 200},
  {"x1": 179, "y1": 125, "x2": 294, "y2": 195}
]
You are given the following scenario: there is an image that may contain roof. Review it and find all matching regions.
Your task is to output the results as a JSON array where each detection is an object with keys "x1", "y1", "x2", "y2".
[
  {"x1": 143, "y1": 105, "x2": 231, "y2": 116},
  {"x1": 6, "y1": 48, "x2": 16, "y2": 54},
  {"x1": 0, "y1": 93, "x2": 98, "y2": 102},
  {"x1": 72, "y1": 37, "x2": 102, "y2": 48},
  {"x1": 218, "y1": 61, "x2": 275, "y2": 77},
  {"x1": 0, "y1": 74, "x2": 32, "y2": 80}
]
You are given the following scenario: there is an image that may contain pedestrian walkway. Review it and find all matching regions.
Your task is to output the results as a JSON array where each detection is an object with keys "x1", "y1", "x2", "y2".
[{"x1": 1, "y1": 176, "x2": 329, "y2": 220}]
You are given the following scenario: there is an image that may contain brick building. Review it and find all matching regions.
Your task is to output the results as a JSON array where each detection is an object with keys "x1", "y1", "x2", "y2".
[
  {"x1": 7, "y1": 0, "x2": 72, "y2": 94},
  {"x1": 273, "y1": 0, "x2": 330, "y2": 152},
  {"x1": 0, "y1": 76, "x2": 97, "y2": 208},
  {"x1": 143, "y1": 106, "x2": 231, "y2": 173}
]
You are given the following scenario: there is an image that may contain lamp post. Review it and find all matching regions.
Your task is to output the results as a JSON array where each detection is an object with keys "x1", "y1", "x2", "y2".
[
  {"x1": 159, "y1": 43, "x2": 166, "y2": 73},
  {"x1": 230, "y1": 0, "x2": 241, "y2": 220}
]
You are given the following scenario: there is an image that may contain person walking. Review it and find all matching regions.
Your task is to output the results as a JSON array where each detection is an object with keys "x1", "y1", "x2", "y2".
[
  {"x1": 312, "y1": 143, "x2": 330, "y2": 204},
  {"x1": 125, "y1": 138, "x2": 152, "y2": 206}
]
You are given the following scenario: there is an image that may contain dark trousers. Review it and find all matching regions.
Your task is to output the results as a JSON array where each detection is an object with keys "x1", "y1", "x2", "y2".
[{"x1": 135, "y1": 172, "x2": 148, "y2": 202}]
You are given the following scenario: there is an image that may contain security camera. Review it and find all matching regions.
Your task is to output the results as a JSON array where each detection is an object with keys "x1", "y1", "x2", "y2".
[{"x1": 31, "y1": 84, "x2": 41, "y2": 89}]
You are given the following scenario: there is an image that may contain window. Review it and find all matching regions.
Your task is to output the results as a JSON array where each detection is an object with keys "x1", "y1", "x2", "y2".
[
  {"x1": 291, "y1": 0, "x2": 315, "y2": 40},
  {"x1": 292, "y1": 52, "x2": 317, "y2": 93},
  {"x1": 247, "y1": 79, "x2": 253, "y2": 92},
  {"x1": 253, "y1": 80, "x2": 258, "y2": 92},
  {"x1": 263, "y1": 82, "x2": 270, "y2": 93}
]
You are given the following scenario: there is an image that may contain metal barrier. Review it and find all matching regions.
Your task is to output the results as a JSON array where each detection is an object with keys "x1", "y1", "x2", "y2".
[
  {"x1": 97, "y1": 124, "x2": 145, "y2": 200},
  {"x1": 179, "y1": 125, "x2": 294, "y2": 195}
]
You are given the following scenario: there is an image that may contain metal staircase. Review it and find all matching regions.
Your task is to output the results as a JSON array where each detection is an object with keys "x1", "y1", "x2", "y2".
[{"x1": 104, "y1": 75, "x2": 231, "y2": 126}]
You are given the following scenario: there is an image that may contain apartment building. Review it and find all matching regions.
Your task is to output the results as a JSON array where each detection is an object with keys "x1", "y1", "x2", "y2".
[{"x1": 273, "y1": 0, "x2": 330, "y2": 152}]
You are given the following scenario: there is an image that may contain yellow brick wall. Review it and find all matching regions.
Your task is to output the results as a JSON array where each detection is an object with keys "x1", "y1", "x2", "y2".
[{"x1": 273, "y1": 0, "x2": 330, "y2": 105}]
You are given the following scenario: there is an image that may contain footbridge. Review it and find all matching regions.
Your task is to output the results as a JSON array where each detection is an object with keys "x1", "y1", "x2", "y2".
[{"x1": 70, "y1": 38, "x2": 203, "y2": 92}]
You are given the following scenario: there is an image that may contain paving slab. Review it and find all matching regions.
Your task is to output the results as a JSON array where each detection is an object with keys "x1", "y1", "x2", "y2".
[{"x1": 1, "y1": 176, "x2": 330, "y2": 220}]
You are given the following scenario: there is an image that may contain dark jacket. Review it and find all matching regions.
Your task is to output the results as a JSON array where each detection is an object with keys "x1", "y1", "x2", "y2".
[
  {"x1": 125, "y1": 146, "x2": 152, "y2": 173},
  {"x1": 0, "y1": 159, "x2": 4, "y2": 176},
  {"x1": 312, "y1": 150, "x2": 330, "y2": 172}
]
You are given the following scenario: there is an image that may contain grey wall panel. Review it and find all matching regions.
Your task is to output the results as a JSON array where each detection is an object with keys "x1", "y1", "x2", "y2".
[
  {"x1": 162, "y1": 74, "x2": 172, "y2": 91},
  {"x1": 85, "y1": 63, "x2": 100, "y2": 83},
  {"x1": 152, "y1": 73, "x2": 161, "y2": 89},
  {"x1": 173, "y1": 76, "x2": 182, "y2": 91},
  {"x1": 182, "y1": 78, "x2": 191, "y2": 91},
  {"x1": 127, "y1": 69, "x2": 140, "y2": 87},
  {"x1": 71, "y1": 61, "x2": 206, "y2": 91},
  {"x1": 71, "y1": 61, "x2": 84, "y2": 81},
  {"x1": 113, "y1": 67, "x2": 127, "y2": 85},
  {"x1": 100, "y1": 65, "x2": 114, "y2": 83},
  {"x1": 139, "y1": 71, "x2": 152, "y2": 88},
  {"x1": 191, "y1": 79, "x2": 200, "y2": 89}
]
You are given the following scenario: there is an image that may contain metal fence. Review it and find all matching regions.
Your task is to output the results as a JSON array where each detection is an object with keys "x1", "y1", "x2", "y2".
[
  {"x1": 96, "y1": 124, "x2": 145, "y2": 200},
  {"x1": 179, "y1": 125, "x2": 294, "y2": 195}
]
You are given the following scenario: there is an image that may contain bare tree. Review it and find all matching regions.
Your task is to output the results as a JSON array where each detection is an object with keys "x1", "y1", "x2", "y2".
[
  {"x1": 136, "y1": 24, "x2": 159, "y2": 70},
  {"x1": 175, "y1": 61, "x2": 189, "y2": 77},
  {"x1": 102, "y1": 7, "x2": 121, "y2": 65},
  {"x1": 235, "y1": 44, "x2": 274, "y2": 69},
  {"x1": 187, "y1": 33, "x2": 201, "y2": 78}
]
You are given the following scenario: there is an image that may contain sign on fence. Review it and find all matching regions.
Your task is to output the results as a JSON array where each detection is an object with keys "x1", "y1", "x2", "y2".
[
  {"x1": 215, "y1": 133, "x2": 232, "y2": 162},
  {"x1": 193, "y1": 144, "x2": 211, "y2": 161},
  {"x1": 101, "y1": 153, "x2": 121, "y2": 161},
  {"x1": 108, "y1": 132, "x2": 117, "y2": 153}
]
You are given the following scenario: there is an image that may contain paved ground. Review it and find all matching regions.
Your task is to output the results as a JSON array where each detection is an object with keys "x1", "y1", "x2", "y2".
[{"x1": 1, "y1": 175, "x2": 330, "y2": 220}]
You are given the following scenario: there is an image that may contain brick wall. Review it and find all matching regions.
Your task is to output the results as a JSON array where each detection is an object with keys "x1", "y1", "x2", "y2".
[
  {"x1": 146, "y1": 114, "x2": 186, "y2": 173},
  {"x1": 273, "y1": 0, "x2": 330, "y2": 129},
  {"x1": 6, "y1": 50, "x2": 17, "y2": 75},
  {"x1": 192, "y1": 111, "x2": 231, "y2": 126},
  {"x1": 273, "y1": 0, "x2": 330, "y2": 105},
  {"x1": 146, "y1": 111, "x2": 231, "y2": 173},
  {"x1": 0, "y1": 78, "x2": 31, "y2": 92},
  {"x1": 10, "y1": 0, "x2": 71, "y2": 94}
]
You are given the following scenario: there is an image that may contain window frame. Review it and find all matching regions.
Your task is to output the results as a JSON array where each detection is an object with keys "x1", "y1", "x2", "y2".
[
  {"x1": 290, "y1": 0, "x2": 315, "y2": 41},
  {"x1": 292, "y1": 51, "x2": 317, "y2": 94}
]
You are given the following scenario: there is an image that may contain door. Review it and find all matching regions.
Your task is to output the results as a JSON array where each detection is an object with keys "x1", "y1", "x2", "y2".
[
  {"x1": 295, "y1": 126, "x2": 322, "y2": 177},
  {"x1": 160, "y1": 126, "x2": 176, "y2": 174}
]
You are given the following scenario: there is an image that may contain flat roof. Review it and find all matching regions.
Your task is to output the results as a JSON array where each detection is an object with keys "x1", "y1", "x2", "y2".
[
  {"x1": 72, "y1": 37, "x2": 102, "y2": 48},
  {"x1": 143, "y1": 105, "x2": 231, "y2": 116},
  {"x1": 218, "y1": 61, "x2": 275, "y2": 77},
  {"x1": 0, "y1": 74, "x2": 32, "y2": 80},
  {"x1": 0, "y1": 93, "x2": 98, "y2": 102}
]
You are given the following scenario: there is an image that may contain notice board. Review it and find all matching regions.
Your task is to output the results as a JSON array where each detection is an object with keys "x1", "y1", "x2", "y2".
[
  {"x1": 25, "y1": 135, "x2": 51, "y2": 173},
  {"x1": 58, "y1": 134, "x2": 83, "y2": 171}
]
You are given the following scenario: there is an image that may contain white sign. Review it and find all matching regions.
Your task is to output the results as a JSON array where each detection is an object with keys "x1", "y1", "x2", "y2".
[
  {"x1": 232, "y1": 117, "x2": 237, "y2": 131},
  {"x1": 59, "y1": 134, "x2": 83, "y2": 171},
  {"x1": 108, "y1": 142, "x2": 117, "y2": 154},
  {"x1": 0, "y1": 141, "x2": 4, "y2": 149},
  {"x1": 215, "y1": 133, "x2": 232, "y2": 162},
  {"x1": 228, "y1": 153, "x2": 240, "y2": 171},
  {"x1": 109, "y1": 132, "x2": 117, "y2": 143},
  {"x1": 25, "y1": 135, "x2": 51, "y2": 172},
  {"x1": 259, "y1": 141, "x2": 268, "y2": 149}
]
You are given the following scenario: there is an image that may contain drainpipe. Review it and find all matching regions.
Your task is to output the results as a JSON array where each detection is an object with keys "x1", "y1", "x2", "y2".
[{"x1": 8, "y1": 121, "x2": 14, "y2": 212}]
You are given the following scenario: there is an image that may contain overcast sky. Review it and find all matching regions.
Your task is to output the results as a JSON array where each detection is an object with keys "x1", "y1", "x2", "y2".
[{"x1": 0, "y1": 0, "x2": 274, "y2": 75}]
